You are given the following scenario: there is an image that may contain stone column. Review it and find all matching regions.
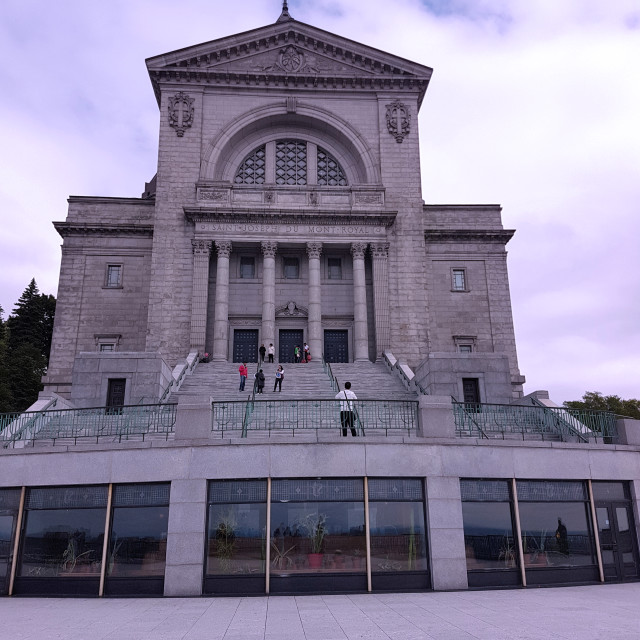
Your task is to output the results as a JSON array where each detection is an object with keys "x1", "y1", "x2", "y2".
[
  {"x1": 371, "y1": 242, "x2": 390, "y2": 360},
  {"x1": 306, "y1": 242, "x2": 323, "y2": 358},
  {"x1": 189, "y1": 239, "x2": 213, "y2": 355},
  {"x1": 351, "y1": 242, "x2": 369, "y2": 362},
  {"x1": 261, "y1": 241, "x2": 278, "y2": 352},
  {"x1": 211, "y1": 240, "x2": 232, "y2": 361}
]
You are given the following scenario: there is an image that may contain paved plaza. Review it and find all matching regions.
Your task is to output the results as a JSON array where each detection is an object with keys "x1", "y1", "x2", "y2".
[{"x1": 1, "y1": 584, "x2": 639, "y2": 640}]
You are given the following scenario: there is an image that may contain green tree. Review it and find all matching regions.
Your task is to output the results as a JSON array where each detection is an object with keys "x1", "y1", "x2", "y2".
[
  {"x1": 564, "y1": 392, "x2": 640, "y2": 420},
  {"x1": 0, "y1": 306, "x2": 13, "y2": 413},
  {"x1": 4, "y1": 280, "x2": 57, "y2": 413}
]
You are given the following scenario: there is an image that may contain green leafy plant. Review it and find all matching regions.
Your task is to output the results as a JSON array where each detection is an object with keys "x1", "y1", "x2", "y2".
[{"x1": 298, "y1": 512, "x2": 328, "y2": 554}]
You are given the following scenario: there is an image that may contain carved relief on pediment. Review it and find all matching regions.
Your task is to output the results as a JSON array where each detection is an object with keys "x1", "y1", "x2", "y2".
[
  {"x1": 276, "y1": 301, "x2": 308, "y2": 317},
  {"x1": 206, "y1": 45, "x2": 376, "y2": 76}
]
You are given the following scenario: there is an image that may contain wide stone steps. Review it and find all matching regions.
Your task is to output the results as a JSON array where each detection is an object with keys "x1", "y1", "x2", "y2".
[{"x1": 328, "y1": 362, "x2": 417, "y2": 400}]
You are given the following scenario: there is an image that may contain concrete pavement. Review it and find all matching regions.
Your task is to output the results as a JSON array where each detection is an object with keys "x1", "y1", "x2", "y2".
[{"x1": 1, "y1": 583, "x2": 639, "y2": 640}]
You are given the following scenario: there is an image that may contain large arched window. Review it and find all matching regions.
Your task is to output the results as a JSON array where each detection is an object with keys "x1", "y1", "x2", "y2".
[{"x1": 234, "y1": 139, "x2": 347, "y2": 186}]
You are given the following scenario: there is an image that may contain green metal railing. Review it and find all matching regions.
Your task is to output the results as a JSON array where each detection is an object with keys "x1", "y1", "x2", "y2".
[
  {"x1": 322, "y1": 358, "x2": 339, "y2": 392},
  {"x1": 0, "y1": 404, "x2": 177, "y2": 447},
  {"x1": 213, "y1": 399, "x2": 418, "y2": 437},
  {"x1": 453, "y1": 401, "x2": 618, "y2": 442}
]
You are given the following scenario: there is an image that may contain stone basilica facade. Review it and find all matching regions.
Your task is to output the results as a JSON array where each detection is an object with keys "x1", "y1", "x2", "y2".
[
  {"x1": 1, "y1": 5, "x2": 637, "y2": 600},
  {"x1": 44, "y1": 3, "x2": 524, "y2": 408}
]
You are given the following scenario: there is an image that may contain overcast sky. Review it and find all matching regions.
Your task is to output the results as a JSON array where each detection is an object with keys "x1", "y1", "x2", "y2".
[{"x1": 0, "y1": 0, "x2": 638, "y2": 403}]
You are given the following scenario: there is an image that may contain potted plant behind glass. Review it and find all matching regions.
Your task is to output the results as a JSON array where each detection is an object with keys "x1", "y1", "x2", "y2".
[{"x1": 298, "y1": 512, "x2": 327, "y2": 569}]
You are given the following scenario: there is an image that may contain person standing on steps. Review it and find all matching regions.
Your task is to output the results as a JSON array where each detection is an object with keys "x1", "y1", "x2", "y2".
[
  {"x1": 336, "y1": 381, "x2": 358, "y2": 437},
  {"x1": 259, "y1": 344, "x2": 266, "y2": 364},
  {"x1": 255, "y1": 369, "x2": 265, "y2": 394},
  {"x1": 238, "y1": 362, "x2": 248, "y2": 392},
  {"x1": 267, "y1": 343, "x2": 275, "y2": 363},
  {"x1": 273, "y1": 365, "x2": 284, "y2": 392},
  {"x1": 294, "y1": 345, "x2": 301, "y2": 363},
  {"x1": 303, "y1": 342, "x2": 309, "y2": 363}
]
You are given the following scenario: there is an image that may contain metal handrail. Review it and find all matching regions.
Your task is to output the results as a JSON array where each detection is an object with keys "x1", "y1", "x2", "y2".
[
  {"x1": 213, "y1": 399, "x2": 418, "y2": 437},
  {"x1": 453, "y1": 401, "x2": 617, "y2": 442},
  {"x1": 322, "y1": 356, "x2": 339, "y2": 392}
]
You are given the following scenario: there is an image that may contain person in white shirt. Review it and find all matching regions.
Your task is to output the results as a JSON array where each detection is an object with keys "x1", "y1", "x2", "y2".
[
  {"x1": 267, "y1": 343, "x2": 275, "y2": 363},
  {"x1": 336, "y1": 381, "x2": 358, "y2": 436}
]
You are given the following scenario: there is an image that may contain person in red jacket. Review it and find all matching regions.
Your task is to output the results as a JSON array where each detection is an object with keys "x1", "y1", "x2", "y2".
[{"x1": 238, "y1": 362, "x2": 248, "y2": 392}]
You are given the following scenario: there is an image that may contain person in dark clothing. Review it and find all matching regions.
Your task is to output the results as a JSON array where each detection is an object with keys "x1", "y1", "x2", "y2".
[
  {"x1": 255, "y1": 369, "x2": 265, "y2": 393},
  {"x1": 259, "y1": 344, "x2": 266, "y2": 363}
]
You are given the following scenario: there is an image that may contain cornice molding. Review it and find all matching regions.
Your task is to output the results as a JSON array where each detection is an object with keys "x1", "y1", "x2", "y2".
[
  {"x1": 185, "y1": 208, "x2": 396, "y2": 228},
  {"x1": 424, "y1": 229, "x2": 515, "y2": 243},
  {"x1": 53, "y1": 222, "x2": 154, "y2": 238}
]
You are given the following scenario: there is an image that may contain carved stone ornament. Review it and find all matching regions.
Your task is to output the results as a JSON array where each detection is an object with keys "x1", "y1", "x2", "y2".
[
  {"x1": 306, "y1": 242, "x2": 322, "y2": 259},
  {"x1": 276, "y1": 301, "x2": 308, "y2": 317},
  {"x1": 264, "y1": 191, "x2": 275, "y2": 204},
  {"x1": 308, "y1": 191, "x2": 319, "y2": 206},
  {"x1": 261, "y1": 240, "x2": 278, "y2": 257},
  {"x1": 168, "y1": 92, "x2": 194, "y2": 137},
  {"x1": 351, "y1": 242, "x2": 368, "y2": 259},
  {"x1": 355, "y1": 192, "x2": 382, "y2": 205},
  {"x1": 215, "y1": 240, "x2": 232, "y2": 258},
  {"x1": 386, "y1": 100, "x2": 410, "y2": 143},
  {"x1": 260, "y1": 45, "x2": 320, "y2": 74},
  {"x1": 191, "y1": 239, "x2": 213, "y2": 255},
  {"x1": 198, "y1": 190, "x2": 228, "y2": 202},
  {"x1": 370, "y1": 242, "x2": 390, "y2": 259}
]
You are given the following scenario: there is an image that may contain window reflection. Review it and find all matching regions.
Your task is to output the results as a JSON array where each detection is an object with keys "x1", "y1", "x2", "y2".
[
  {"x1": 518, "y1": 502, "x2": 595, "y2": 568},
  {"x1": 462, "y1": 502, "x2": 517, "y2": 570}
]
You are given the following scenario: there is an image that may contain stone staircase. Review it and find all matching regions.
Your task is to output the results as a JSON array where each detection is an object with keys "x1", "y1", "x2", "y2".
[{"x1": 328, "y1": 362, "x2": 417, "y2": 400}]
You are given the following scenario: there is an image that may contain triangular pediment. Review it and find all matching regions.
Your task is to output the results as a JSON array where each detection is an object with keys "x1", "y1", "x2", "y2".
[{"x1": 146, "y1": 18, "x2": 432, "y2": 102}]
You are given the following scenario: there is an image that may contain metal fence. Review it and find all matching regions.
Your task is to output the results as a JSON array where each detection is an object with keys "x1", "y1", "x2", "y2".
[
  {"x1": 212, "y1": 399, "x2": 418, "y2": 437},
  {"x1": 0, "y1": 404, "x2": 177, "y2": 447},
  {"x1": 453, "y1": 401, "x2": 617, "y2": 442}
]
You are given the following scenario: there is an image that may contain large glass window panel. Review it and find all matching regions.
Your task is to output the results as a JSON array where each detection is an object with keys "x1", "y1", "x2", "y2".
[
  {"x1": 270, "y1": 501, "x2": 365, "y2": 574},
  {"x1": 369, "y1": 502, "x2": 427, "y2": 572},
  {"x1": 206, "y1": 503, "x2": 267, "y2": 576},
  {"x1": 275, "y1": 140, "x2": 307, "y2": 185},
  {"x1": 19, "y1": 509, "x2": 105, "y2": 577},
  {"x1": 108, "y1": 506, "x2": 168, "y2": 577},
  {"x1": 234, "y1": 145, "x2": 266, "y2": 184},
  {"x1": 462, "y1": 502, "x2": 516, "y2": 570},
  {"x1": 518, "y1": 502, "x2": 595, "y2": 568}
]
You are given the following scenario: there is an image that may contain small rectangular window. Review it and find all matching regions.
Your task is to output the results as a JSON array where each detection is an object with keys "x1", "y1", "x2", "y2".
[
  {"x1": 327, "y1": 258, "x2": 342, "y2": 280},
  {"x1": 452, "y1": 268, "x2": 466, "y2": 291},
  {"x1": 283, "y1": 257, "x2": 299, "y2": 279},
  {"x1": 458, "y1": 345, "x2": 472, "y2": 354},
  {"x1": 105, "y1": 264, "x2": 123, "y2": 288},
  {"x1": 99, "y1": 343, "x2": 115, "y2": 352},
  {"x1": 240, "y1": 256, "x2": 255, "y2": 279}
]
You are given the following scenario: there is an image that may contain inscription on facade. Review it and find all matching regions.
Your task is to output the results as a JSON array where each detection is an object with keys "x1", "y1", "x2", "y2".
[{"x1": 196, "y1": 222, "x2": 386, "y2": 237}]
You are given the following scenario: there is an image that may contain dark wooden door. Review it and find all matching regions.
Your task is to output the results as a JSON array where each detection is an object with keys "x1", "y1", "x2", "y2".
[
  {"x1": 233, "y1": 330, "x2": 259, "y2": 363},
  {"x1": 106, "y1": 378, "x2": 126, "y2": 413},
  {"x1": 462, "y1": 378, "x2": 480, "y2": 407},
  {"x1": 279, "y1": 329, "x2": 303, "y2": 363},
  {"x1": 324, "y1": 330, "x2": 348, "y2": 363}
]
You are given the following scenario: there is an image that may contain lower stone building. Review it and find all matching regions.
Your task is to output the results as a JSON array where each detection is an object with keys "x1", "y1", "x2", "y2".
[{"x1": 0, "y1": 5, "x2": 637, "y2": 597}]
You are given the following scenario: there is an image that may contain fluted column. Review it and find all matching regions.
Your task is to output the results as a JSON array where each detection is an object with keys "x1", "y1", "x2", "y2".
[
  {"x1": 351, "y1": 242, "x2": 369, "y2": 362},
  {"x1": 211, "y1": 240, "x2": 232, "y2": 361},
  {"x1": 306, "y1": 242, "x2": 323, "y2": 358},
  {"x1": 261, "y1": 241, "x2": 278, "y2": 351},
  {"x1": 371, "y1": 242, "x2": 391, "y2": 360},
  {"x1": 189, "y1": 239, "x2": 213, "y2": 355}
]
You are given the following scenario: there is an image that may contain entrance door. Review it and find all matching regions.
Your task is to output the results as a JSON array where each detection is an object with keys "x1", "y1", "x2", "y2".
[
  {"x1": 324, "y1": 330, "x2": 348, "y2": 363},
  {"x1": 106, "y1": 378, "x2": 126, "y2": 414},
  {"x1": 462, "y1": 378, "x2": 480, "y2": 408},
  {"x1": 596, "y1": 502, "x2": 639, "y2": 581},
  {"x1": 233, "y1": 330, "x2": 259, "y2": 363},
  {"x1": 279, "y1": 329, "x2": 303, "y2": 363}
]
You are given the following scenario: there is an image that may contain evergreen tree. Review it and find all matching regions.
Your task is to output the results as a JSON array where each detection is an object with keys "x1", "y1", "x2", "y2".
[
  {"x1": 0, "y1": 306, "x2": 13, "y2": 413},
  {"x1": 4, "y1": 280, "x2": 57, "y2": 412},
  {"x1": 564, "y1": 392, "x2": 640, "y2": 420}
]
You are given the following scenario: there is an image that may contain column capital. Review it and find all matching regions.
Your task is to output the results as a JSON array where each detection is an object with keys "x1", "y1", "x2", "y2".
[
  {"x1": 261, "y1": 240, "x2": 278, "y2": 258},
  {"x1": 191, "y1": 239, "x2": 213, "y2": 256},
  {"x1": 306, "y1": 242, "x2": 323, "y2": 259},
  {"x1": 370, "y1": 242, "x2": 390, "y2": 259},
  {"x1": 350, "y1": 242, "x2": 368, "y2": 259},
  {"x1": 215, "y1": 240, "x2": 232, "y2": 258}
]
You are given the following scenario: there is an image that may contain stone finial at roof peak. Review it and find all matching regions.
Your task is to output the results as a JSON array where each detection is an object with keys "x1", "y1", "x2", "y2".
[{"x1": 276, "y1": 0, "x2": 293, "y2": 23}]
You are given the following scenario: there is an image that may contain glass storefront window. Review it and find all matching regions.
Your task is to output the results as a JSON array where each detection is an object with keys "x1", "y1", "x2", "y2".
[
  {"x1": 517, "y1": 481, "x2": 595, "y2": 569},
  {"x1": 19, "y1": 486, "x2": 108, "y2": 578},
  {"x1": 461, "y1": 480, "x2": 516, "y2": 571},
  {"x1": 206, "y1": 480, "x2": 267, "y2": 577},
  {"x1": 270, "y1": 479, "x2": 365, "y2": 574},
  {"x1": 107, "y1": 484, "x2": 170, "y2": 578},
  {"x1": 368, "y1": 479, "x2": 427, "y2": 573}
]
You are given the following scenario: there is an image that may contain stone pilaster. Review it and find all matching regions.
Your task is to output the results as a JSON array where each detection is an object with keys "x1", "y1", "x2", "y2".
[
  {"x1": 371, "y1": 242, "x2": 390, "y2": 360},
  {"x1": 306, "y1": 242, "x2": 323, "y2": 358},
  {"x1": 261, "y1": 241, "x2": 278, "y2": 351},
  {"x1": 351, "y1": 242, "x2": 369, "y2": 362},
  {"x1": 211, "y1": 240, "x2": 232, "y2": 361},
  {"x1": 189, "y1": 240, "x2": 212, "y2": 355}
]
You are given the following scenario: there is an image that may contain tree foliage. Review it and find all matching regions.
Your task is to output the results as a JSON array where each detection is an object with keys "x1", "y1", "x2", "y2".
[
  {"x1": 564, "y1": 391, "x2": 640, "y2": 420},
  {"x1": 1, "y1": 280, "x2": 57, "y2": 413}
]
